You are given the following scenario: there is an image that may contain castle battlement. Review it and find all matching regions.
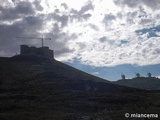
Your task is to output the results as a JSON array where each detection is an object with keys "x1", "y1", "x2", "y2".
[{"x1": 20, "y1": 45, "x2": 54, "y2": 59}]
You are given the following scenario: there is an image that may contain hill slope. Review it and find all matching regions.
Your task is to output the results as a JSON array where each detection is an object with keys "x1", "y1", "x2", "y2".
[
  {"x1": 114, "y1": 77, "x2": 160, "y2": 90},
  {"x1": 1, "y1": 55, "x2": 160, "y2": 120},
  {"x1": 0, "y1": 54, "x2": 136, "y2": 92}
]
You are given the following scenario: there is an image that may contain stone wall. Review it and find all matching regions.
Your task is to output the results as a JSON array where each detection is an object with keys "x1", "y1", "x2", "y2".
[{"x1": 20, "y1": 45, "x2": 54, "y2": 59}]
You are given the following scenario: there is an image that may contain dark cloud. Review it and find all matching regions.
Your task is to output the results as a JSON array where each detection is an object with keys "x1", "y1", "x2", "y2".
[
  {"x1": 103, "y1": 14, "x2": 116, "y2": 28},
  {"x1": 47, "y1": 7, "x2": 69, "y2": 28},
  {"x1": 79, "y1": 1, "x2": 94, "y2": 14},
  {"x1": 52, "y1": 13, "x2": 69, "y2": 28},
  {"x1": 15, "y1": 1, "x2": 35, "y2": 14},
  {"x1": 139, "y1": 18, "x2": 152, "y2": 25},
  {"x1": 99, "y1": 36, "x2": 107, "y2": 43},
  {"x1": 138, "y1": 7, "x2": 147, "y2": 18},
  {"x1": 44, "y1": 22, "x2": 78, "y2": 57},
  {"x1": 0, "y1": 13, "x2": 45, "y2": 55},
  {"x1": 0, "y1": 0, "x2": 95, "y2": 58},
  {"x1": 88, "y1": 23, "x2": 99, "y2": 31},
  {"x1": 70, "y1": 1, "x2": 94, "y2": 21},
  {"x1": 99, "y1": 37, "x2": 115, "y2": 46},
  {"x1": 114, "y1": 0, "x2": 139, "y2": 8},
  {"x1": 153, "y1": 48, "x2": 160, "y2": 55},
  {"x1": 0, "y1": 1, "x2": 35, "y2": 21},
  {"x1": 55, "y1": 47, "x2": 74, "y2": 57},
  {"x1": 113, "y1": 0, "x2": 160, "y2": 10},
  {"x1": 33, "y1": 0, "x2": 44, "y2": 11},
  {"x1": 51, "y1": 23, "x2": 68, "y2": 40},
  {"x1": 24, "y1": 15, "x2": 44, "y2": 27},
  {"x1": 104, "y1": 14, "x2": 116, "y2": 21},
  {"x1": 61, "y1": 3, "x2": 68, "y2": 10},
  {"x1": 0, "y1": 1, "x2": 48, "y2": 57},
  {"x1": 142, "y1": 0, "x2": 160, "y2": 10}
]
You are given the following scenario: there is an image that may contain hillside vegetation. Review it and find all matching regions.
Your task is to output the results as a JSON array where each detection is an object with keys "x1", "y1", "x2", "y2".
[{"x1": 0, "y1": 55, "x2": 160, "y2": 120}]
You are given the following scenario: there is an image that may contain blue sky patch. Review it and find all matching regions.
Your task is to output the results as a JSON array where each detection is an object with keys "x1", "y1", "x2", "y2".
[
  {"x1": 135, "y1": 25, "x2": 160, "y2": 38},
  {"x1": 66, "y1": 60, "x2": 160, "y2": 81}
]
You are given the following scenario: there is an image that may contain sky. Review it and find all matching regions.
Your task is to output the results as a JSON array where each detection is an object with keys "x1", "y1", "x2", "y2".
[{"x1": 0, "y1": 0, "x2": 160, "y2": 81}]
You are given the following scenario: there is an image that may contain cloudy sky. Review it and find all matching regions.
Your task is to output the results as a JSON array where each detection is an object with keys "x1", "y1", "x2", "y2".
[{"x1": 0, "y1": 0, "x2": 160, "y2": 80}]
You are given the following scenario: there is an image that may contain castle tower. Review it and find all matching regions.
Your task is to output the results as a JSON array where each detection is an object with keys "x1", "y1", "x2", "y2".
[
  {"x1": 40, "y1": 46, "x2": 54, "y2": 59},
  {"x1": 121, "y1": 74, "x2": 125, "y2": 80},
  {"x1": 147, "y1": 73, "x2": 152, "y2": 78},
  {"x1": 136, "y1": 73, "x2": 140, "y2": 78}
]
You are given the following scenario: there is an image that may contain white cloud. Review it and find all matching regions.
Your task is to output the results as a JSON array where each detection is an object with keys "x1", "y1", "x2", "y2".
[
  {"x1": 92, "y1": 72, "x2": 99, "y2": 75},
  {"x1": 157, "y1": 76, "x2": 160, "y2": 79},
  {"x1": 1, "y1": 0, "x2": 160, "y2": 67}
]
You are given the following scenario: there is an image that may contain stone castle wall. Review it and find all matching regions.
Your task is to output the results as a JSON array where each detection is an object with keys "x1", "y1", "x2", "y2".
[{"x1": 20, "y1": 45, "x2": 54, "y2": 59}]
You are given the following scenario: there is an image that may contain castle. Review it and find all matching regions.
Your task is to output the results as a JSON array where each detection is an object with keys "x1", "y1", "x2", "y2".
[{"x1": 20, "y1": 45, "x2": 54, "y2": 59}]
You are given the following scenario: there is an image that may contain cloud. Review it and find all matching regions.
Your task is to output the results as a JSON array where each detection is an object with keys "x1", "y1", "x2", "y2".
[
  {"x1": 1, "y1": 0, "x2": 160, "y2": 68},
  {"x1": 92, "y1": 72, "x2": 99, "y2": 75},
  {"x1": 52, "y1": 13, "x2": 69, "y2": 28},
  {"x1": 114, "y1": 0, "x2": 141, "y2": 8},
  {"x1": 113, "y1": 0, "x2": 160, "y2": 10},
  {"x1": 55, "y1": 47, "x2": 74, "y2": 57},
  {"x1": 99, "y1": 36, "x2": 107, "y2": 43},
  {"x1": 70, "y1": 1, "x2": 94, "y2": 21},
  {"x1": 33, "y1": 0, "x2": 44, "y2": 11},
  {"x1": 139, "y1": 0, "x2": 160, "y2": 10},
  {"x1": 0, "y1": 0, "x2": 77, "y2": 58},
  {"x1": 0, "y1": 1, "x2": 35, "y2": 21},
  {"x1": 88, "y1": 23, "x2": 99, "y2": 31},
  {"x1": 103, "y1": 14, "x2": 116, "y2": 28},
  {"x1": 0, "y1": 14, "x2": 45, "y2": 56},
  {"x1": 61, "y1": 3, "x2": 68, "y2": 10}
]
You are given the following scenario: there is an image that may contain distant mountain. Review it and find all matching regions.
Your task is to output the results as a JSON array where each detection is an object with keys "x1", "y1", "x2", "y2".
[{"x1": 114, "y1": 77, "x2": 160, "y2": 90}]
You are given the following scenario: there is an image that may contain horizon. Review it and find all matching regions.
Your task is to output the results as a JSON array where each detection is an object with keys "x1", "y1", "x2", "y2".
[
  {"x1": 0, "y1": 0, "x2": 160, "y2": 81},
  {"x1": 65, "y1": 60, "x2": 160, "y2": 81}
]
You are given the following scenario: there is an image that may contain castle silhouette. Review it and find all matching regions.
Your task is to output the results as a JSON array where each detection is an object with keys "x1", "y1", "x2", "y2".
[{"x1": 20, "y1": 45, "x2": 54, "y2": 59}]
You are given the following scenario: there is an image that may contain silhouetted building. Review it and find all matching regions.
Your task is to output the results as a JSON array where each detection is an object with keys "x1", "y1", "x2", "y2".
[
  {"x1": 147, "y1": 73, "x2": 152, "y2": 78},
  {"x1": 20, "y1": 45, "x2": 54, "y2": 59},
  {"x1": 121, "y1": 74, "x2": 125, "y2": 80},
  {"x1": 136, "y1": 73, "x2": 140, "y2": 78}
]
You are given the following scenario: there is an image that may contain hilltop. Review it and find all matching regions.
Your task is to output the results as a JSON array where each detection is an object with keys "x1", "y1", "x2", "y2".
[
  {"x1": 0, "y1": 54, "x2": 160, "y2": 120},
  {"x1": 114, "y1": 77, "x2": 160, "y2": 90}
]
